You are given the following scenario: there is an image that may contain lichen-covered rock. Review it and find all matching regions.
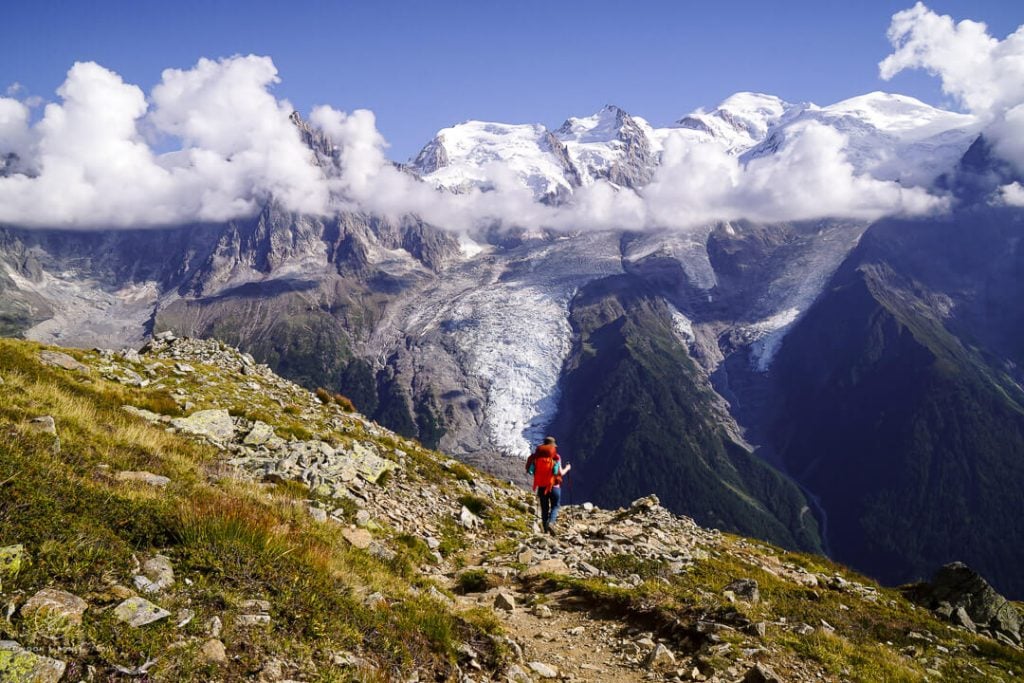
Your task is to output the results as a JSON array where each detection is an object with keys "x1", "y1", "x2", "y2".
[
  {"x1": 38, "y1": 350, "x2": 89, "y2": 373},
  {"x1": 21, "y1": 588, "x2": 88, "y2": 631},
  {"x1": 171, "y1": 409, "x2": 235, "y2": 442},
  {"x1": 0, "y1": 545, "x2": 25, "y2": 586},
  {"x1": 113, "y1": 597, "x2": 171, "y2": 627},
  {"x1": 243, "y1": 420, "x2": 276, "y2": 446},
  {"x1": 0, "y1": 641, "x2": 66, "y2": 683}
]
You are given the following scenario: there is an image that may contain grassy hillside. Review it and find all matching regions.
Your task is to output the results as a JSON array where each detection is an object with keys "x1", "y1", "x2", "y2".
[{"x1": 1, "y1": 336, "x2": 1021, "y2": 681}]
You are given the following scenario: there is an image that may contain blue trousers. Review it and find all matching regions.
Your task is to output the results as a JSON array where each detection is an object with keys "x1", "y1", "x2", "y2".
[{"x1": 538, "y1": 486, "x2": 561, "y2": 529}]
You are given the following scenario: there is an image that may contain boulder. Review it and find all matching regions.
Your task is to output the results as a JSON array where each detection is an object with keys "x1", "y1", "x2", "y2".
[
  {"x1": 28, "y1": 416, "x2": 57, "y2": 436},
  {"x1": 459, "y1": 506, "x2": 481, "y2": 529},
  {"x1": 199, "y1": 639, "x2": 228, "y2": 665},
  {"x1": 38, "y1": 350, "x2": 89, "y2": 373},
  {"x1": 171, "y1": 409, "x2": 235, "y2": 443},
  {"x1": 341, "y1": 528, "x2": 373, "y2": 549},
  {"x1": 724, "y1": 578, "x2": 760, "y2": 604},
  {"x1": 904, "y1": 562, "x2": 1021, "y2": 644},
  {"x1": 114, "y1": 597, "x2": 171, "y2": 627},
  {"x1": 0, "y1": 640, "x2": 66, "y2": 683},
  {"x1": 243, "y1": 421, "x2": 276, "y2": 446},
  {"x1": 743, "y1": 663, "x2": 783, "y2": 683},
  {"x1": 493, "y1": 591, "x2": 516, "y2": 612},
  {"x1": 21, "y1": 588, "x2": 88, "y2": 631}
]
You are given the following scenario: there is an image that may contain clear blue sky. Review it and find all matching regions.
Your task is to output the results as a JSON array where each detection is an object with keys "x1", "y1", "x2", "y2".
[{"x1": 2, "y1": 1, "x2": 1020, "y2": 160}]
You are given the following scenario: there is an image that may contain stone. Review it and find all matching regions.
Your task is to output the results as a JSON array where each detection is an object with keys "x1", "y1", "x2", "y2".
[
  {"x1": 174, "y1": 362, "x2": 195, "y2": 373},
  {"x1": 122, "y1": 405, "x2": 163, "y2": 422},
  {"x1": 629, "y1": 494, "x2": 660, "y2": 511},
  {"x1": 0, "y1": 640, "x2": 66, "y2": 683},
  {"x1": 645, "y1": 643, "x2": 676, "y2": 667},
  {"x1": 308, "y1": 507, "x2": 328, "y2": 523},
  {"x1": 38, "y1": 350, "x2": 90, "y2": 373},
  {"x1": 459, "y1": 506, "x2": 481, "y2": 529},
  {"x1": 244, "y1": 421, "x2": 276, "y2": 446},
  {"x1": 527, "y1": 661, "x2": 558, "y2": 678},
  {"x1": 521, "y1": 558, "x2": 569, "y2": 577},
  {"x1": 952, "y1": 606, "x2": 977, "y2": 631},
  {"x1": 746, "y1": 621, "x2": 767, "y2": 638},
  {"x1": 345, "y1": 441, "x2": 398, "y2": 484},
  {"x1": 115, "y1": 471, "x2": 171, "y2": 487},
  {"x1": 133, "y1": 554, "x2": 175, "y2": 593},
  {"x1": 582, "y1": 502, "x2": 594, "y2": 512},
  {"x1": 724, "y1": 578, "x2": 760, "y2": 603},
  {"x1": 532, "y1": 604, "x2": 553, "y2": 618},
  {"x1": 21, "y1": 589, "x2": 88, "y2": 631},
  {"x1": 237, "y1": 614, "x2": 272, "y2": 627},
  {"x1": 793, "y1": 623, "x2": 815, "y2": 635},
  {"x1": 199, "y1": 639, "x2": 228, "y2": 665},
  {"x1": 239, "y1": 599, "x2": 271, "y2": 613},
  {"x1": 905, "y1": 562, "x2": 1021, "y2": 644},
  {"x1": 114, "y1": 597, "x2": 171, "y2": 627},
  {"x1": 28, "y1": 416, "x2": 57, "y2": 436},
  {"x1": 493, "y1": 591, "x2": 516, "y2": 612},
  {"x1": 743, "y1": 663, "x2": 783, "y2": 683},
  {"x1": 207, "y1": 616, "x2": 223, "y2": 638},
  {"x1": 341, "y1": 527, "x2": 373, "y2": 549},
  {"x1": 0, "y1": 545, "x2": 25, "y2": 586},
  {"x1": 506, "y1": 663, "x2": 531, "y2": 683},
  {"x1": 171, "y1": 409, "x2": 235, "y2": 443},
  {"x1": 154, "y1": 330, "x2": 176, "y2": 342}
]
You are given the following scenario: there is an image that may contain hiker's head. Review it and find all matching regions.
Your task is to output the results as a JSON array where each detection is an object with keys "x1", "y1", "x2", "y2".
[{"x1": 543, "y1": 436, "x2": 556, "y2": 445}]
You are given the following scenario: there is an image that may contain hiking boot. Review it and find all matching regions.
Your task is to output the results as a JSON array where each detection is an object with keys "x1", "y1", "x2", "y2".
[{"x1": 546, "y1": 523, "x2": 557, "y2": 536}]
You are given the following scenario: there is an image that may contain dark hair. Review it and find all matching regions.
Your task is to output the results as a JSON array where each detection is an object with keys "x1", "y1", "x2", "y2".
[{"x1": 543, "y1": 436, "x2": 556, "y2": 445}]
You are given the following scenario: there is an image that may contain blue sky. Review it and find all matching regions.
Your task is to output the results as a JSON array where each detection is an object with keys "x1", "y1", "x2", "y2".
[{"x1": 2, "y1": 0, "x2": 1020, "y2": 160}]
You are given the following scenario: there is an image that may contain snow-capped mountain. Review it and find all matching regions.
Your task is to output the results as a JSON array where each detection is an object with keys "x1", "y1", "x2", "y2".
[
  {"x1": 409, "y1": 91, "x2": 979, "y2": 200},
  {"x1": 673, "y1": 91, "x2": 796, "y2": 153},
  {"x1": 743, "y1": 92, "x2": 979, "y2": 185}
]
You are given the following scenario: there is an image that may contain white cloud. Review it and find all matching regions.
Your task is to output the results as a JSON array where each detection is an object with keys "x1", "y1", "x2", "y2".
[
  {"x1": 999, "y1": 182, "x2": 1024, "y2": 207},
  {"x1": 640, "y1": 122, "x2": 945, "y2": 229},
  {"x1": 0, "y1": 57, "x2": 329, "y2": 227},
  {"x1": 880, "y1": 2, "x2": 1024, "y2": 172}
]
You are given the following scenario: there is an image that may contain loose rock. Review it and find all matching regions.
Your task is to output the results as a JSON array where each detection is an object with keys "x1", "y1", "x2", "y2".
[
  {"x1": 21, "y1": 589, "x2": 88, "y2": 632},
  {"x1": 114, "y1": 597, "x2": 171, "y2": 627},
  {"x1": 0, "y1": 640, "x2": 66, "y2": 683},
  {"x1": 38, "y1": 350, "x2": 90, "y2": 373}
]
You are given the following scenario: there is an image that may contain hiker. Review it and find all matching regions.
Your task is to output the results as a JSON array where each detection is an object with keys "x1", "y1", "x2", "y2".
[{"x1": 525, "y1": 436, "x2": 570, "y2": 535}]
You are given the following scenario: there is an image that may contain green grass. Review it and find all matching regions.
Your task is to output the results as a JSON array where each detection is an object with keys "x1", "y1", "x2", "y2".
[{"x1": 0, "y1": 339, "x2": 500, "y2": 680}]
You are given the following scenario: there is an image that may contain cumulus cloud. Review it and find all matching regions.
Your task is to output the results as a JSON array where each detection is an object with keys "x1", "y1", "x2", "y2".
[
  {"x1": 0, "y1": 56, "x2": 329, "y2": 227},
  {"x1": 880, "y1": 2, "x2": 1024, "y2": 196},
  {"x1": 641, "y1": 122, "x2": 944, "y2": 228}
]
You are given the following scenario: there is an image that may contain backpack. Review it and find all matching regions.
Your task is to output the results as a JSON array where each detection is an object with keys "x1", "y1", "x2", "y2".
[{"x1": 531, "y1": 445, "x2": 560, "y2": 494}]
